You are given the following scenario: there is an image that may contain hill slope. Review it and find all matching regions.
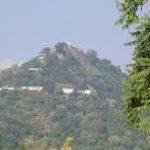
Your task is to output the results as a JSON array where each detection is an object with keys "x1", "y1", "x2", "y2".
[{"x1": 0, "y1": 42, "x2": 149, "y2": 150}]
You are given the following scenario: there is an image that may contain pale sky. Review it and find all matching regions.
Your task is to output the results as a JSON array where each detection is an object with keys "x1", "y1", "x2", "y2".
[{"x1": 0, "y1": 0, "x2": 132, "y2": 71}]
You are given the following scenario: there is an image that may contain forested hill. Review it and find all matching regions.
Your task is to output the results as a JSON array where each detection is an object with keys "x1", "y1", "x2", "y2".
[
  {"x1": 0, "y1": 42, "x2": 124, "y2": 99},
  {"x1": 0, "y1": 42, "x2": 149, "y2": 150}
]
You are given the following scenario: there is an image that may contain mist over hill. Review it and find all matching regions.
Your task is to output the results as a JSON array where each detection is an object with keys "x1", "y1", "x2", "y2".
[{"x1": 0, "y1": 42, "x2": 149, "y2": 150}]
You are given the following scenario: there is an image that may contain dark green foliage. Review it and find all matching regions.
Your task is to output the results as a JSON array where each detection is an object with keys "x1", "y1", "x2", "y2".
[
  {"x1": 117, "y1": 0, "x2": 149, "y2": 27},
  {"x1": 123, "y1": 17, "x2": 150, "y2": 132},
  {"x1": 117, "y1": 0, "x2": 150, "y2": 133}
]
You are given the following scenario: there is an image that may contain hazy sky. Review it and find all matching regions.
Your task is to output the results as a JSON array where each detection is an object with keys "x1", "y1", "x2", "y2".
[{"x1": 0, "y1": 0, "x2": 132, "y2": 70}]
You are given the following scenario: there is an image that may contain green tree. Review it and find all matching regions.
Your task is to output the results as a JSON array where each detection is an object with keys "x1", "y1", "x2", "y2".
[
  {"x1": 87, "y1": 49, "x2": 98, "y2": 65},
  {"x1": 0, "y1": 134, "x2": 5, "y2": 149},
  {"x1": 61, "y1": 137, "x2": 74, "y2": 150},
  {"x1": 117, "y1": 0, "x2": 149, "y2": 27},
  {"x1": 117, "y1": 0, "x2": 150, "y2": 132}
]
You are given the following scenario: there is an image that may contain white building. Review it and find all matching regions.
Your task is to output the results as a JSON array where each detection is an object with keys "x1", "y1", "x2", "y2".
[
  {"x1": 20, "y1": 86, "x2": 43, "y2": 92},
  {"x1": 62, "y1": 88, "x2": 74, "y2": 94},
  {"x1": 0, "y1": 85, "x2": 43, "y2": 92},
  {"x1": 0, "y1": 86, "x2": 15, "y2": 91},
  {"x1": 28, "y1": 68, "x2": 41, "y2": 71},
  {"x1": 66, "y1": 41, "x2": 70, "y2": 46},
  {"x1": 78, "y1": 89, "x2": 92, "y2": 95}
]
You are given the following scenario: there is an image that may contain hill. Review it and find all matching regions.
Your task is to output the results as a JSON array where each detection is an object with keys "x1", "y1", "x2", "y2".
[{"x1": 0, "y1": 42, "x2": 149, "y2": 150}]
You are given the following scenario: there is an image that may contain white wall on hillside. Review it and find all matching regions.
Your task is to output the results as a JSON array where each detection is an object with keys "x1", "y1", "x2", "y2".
[
  {"x1": 28, "y1": 68, "x2": 41, "y2": 71},
  {"x1": 62, "y1": 88, "x2": 74, "y2": 94},
  {"x1": 78, "y1": 90, "x2": 93, "y2": 95},
  {"x1": 0, "y1": 86, "x2": 15, "y2": 91},
  {"x1": 20, "y1": 86, "x2": 43, "y2": 92},
  {"x1": 0, "y1": 86, "x2": 43, "y2": 92}
]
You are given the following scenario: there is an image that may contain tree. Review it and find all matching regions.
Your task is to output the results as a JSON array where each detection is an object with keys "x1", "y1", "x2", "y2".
[
  {"x1": 61, "y1": 137, "x2": 74, "y2": 150},
  {"x1": 0, "y1": 134, "x2": 5, "y2": 149},
  {"x1": 87, "y1": 49, "x2": 98, "y2": 65},
  {"x1": 117, "y1": 0, "x2": 150, "y2": 132},
  {"x1": 117, "y1": 0, "x2": 149, "y2": 27}
]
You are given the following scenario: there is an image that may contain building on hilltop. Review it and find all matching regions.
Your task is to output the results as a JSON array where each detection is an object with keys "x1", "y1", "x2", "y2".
[
  {"x1": 42, "y1": 47, "x2": 51, "y2": 54},
  {"x1": 42, "y1": 47, "x2": 56, "y2": 54}
]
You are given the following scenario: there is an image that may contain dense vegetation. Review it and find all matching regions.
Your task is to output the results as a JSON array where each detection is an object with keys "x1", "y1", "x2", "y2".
[
  {"x1": 117, "y1": 0, "x2": 150, "y2": 132},
  {"x1": 0, "y1": 43, "x2": 149, "y2": 149}
]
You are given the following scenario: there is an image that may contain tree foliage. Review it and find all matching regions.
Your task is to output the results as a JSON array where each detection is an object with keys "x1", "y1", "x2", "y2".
[
  {"x1": 117, "y1": 0, "x2": 150, "y2": 27},
  {"x1": 61, "y1": 137, "x2": 74, "y2": 150},
  {"x1": 117, "y1": 0, "x2": 150, "y2": 132}
]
